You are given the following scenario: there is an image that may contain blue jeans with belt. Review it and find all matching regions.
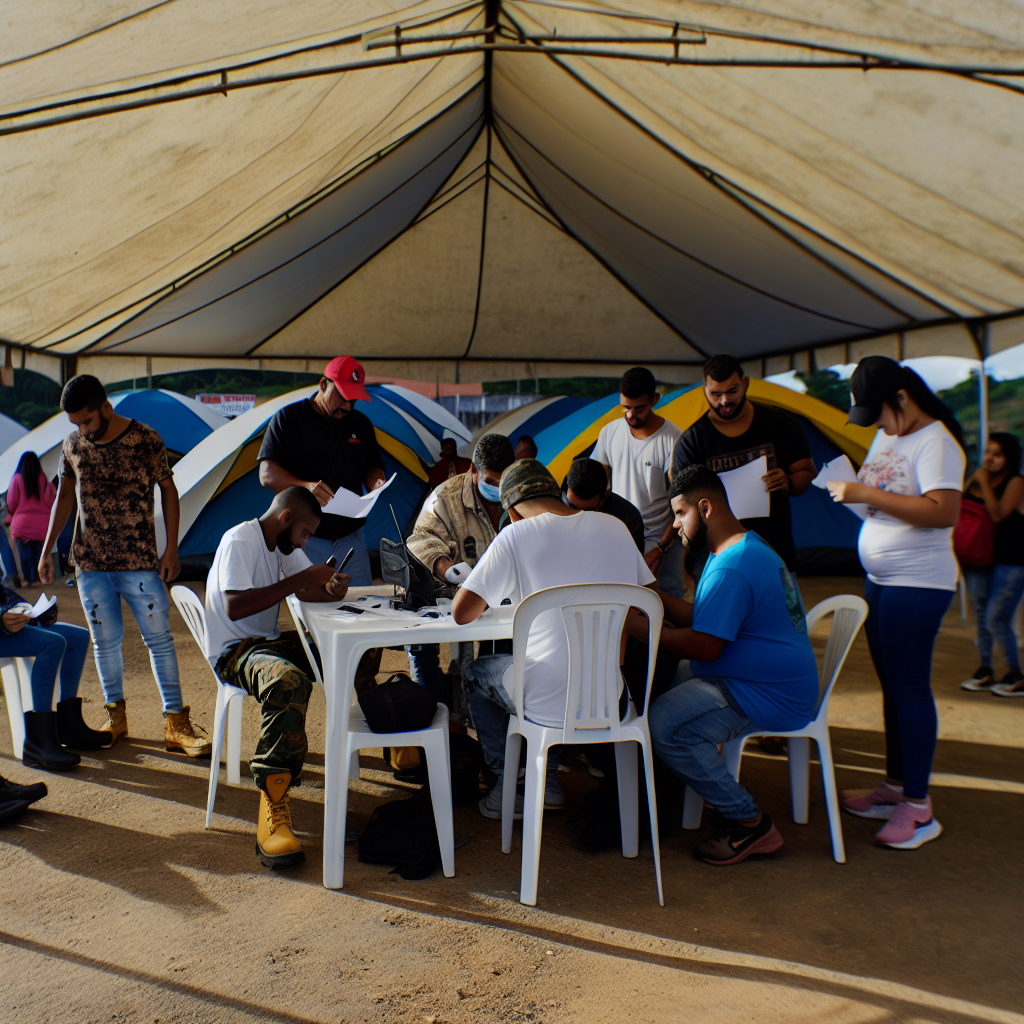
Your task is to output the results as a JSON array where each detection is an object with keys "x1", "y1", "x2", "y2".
[
  {"x1": 0, "y1": 620, "x2": 91, "y2": 711},
  {"x1": 76, "y1": 570, "x2": 182, "y2": 712}
]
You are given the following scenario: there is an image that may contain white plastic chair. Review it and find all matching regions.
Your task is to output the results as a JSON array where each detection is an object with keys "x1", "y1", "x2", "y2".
[
  {"x1": 286, "y1": 595, "x2": 456, "y2": 880},
  {"x1": 501, "y1": 583, "x2": 665, "y2": 907},
  {"x1": 681, "y1": 594, "x2": 868, "y2": 864},
  {"x1": 1, "y1": 657, "x2": 34, "y2": 758},
  {"x1": 170, "y1": 585, "x2": 247, "y2": 828}
]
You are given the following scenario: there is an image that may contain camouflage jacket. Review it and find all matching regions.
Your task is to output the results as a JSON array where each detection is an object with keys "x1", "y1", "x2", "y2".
[{"x1": 407, "y1": 471, "x2": 499, "y2": 581}]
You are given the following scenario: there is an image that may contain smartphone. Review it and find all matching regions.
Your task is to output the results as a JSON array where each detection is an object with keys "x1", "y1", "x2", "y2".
[
  {"x1": 325, "y1": 555, "x2": 337, "y2": 568},
  {"x1": 337, "y1": 604, "x2": 365, "y2": 614}
]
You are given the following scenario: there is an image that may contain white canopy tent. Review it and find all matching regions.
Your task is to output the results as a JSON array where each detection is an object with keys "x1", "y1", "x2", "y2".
[{"x1": 1, "y1": 1, "x2": 1022, "y2": 390}]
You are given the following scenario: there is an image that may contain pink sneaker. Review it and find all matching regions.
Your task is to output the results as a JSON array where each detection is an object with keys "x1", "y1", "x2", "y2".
[
  {"x1": 874, "y1": 797, "x2": 942, "y2": 849},
  {"x1": 841, "y1": 781, "x2": 905, "y2": 819}
]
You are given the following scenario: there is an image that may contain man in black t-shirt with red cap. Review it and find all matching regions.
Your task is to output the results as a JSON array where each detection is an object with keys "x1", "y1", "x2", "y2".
[{"x1": 258, "y1": 356, "x2": 386, "y2": 587}]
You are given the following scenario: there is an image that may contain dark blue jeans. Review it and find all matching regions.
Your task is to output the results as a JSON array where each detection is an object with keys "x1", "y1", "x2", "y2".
[
  {"x1": 15, "y1": 539, "x2": 43, "y2": 584},
  {"x1": 0, "y1": 621, "x2": 91, "y2": 711},
  {"x1": 863, "y1": 580, "x2": 953, "y2": 800}
]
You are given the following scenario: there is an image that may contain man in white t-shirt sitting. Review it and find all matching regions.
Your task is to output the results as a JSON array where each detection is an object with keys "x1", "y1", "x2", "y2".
[
  {"x1": 451, "y1": 460, "x2": 654, "y2": 819},
  {"x1": 591, "y1": 367, "x2": 684, "y2": 597},
  {"x1": 205, "y1": 487, "x2": 351, "y2": 869}
]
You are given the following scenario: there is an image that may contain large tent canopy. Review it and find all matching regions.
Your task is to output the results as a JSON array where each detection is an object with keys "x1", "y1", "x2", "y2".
[{"x1": 2, "y1": 1, "x2": 1023, "y2": 388}]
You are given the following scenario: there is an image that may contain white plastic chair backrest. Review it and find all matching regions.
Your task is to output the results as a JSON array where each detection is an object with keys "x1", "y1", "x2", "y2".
[
  {"x1": 509, "y1": 583, "x2": 663, "y2": 741},
  {"x1": 171, "y1": 585, "x2": 207, "y2": 653},
  {"x1": 285, "y1": 595, "x2": 324, "y2": 687},
  {"x1": 804, "y1": 594, "x2": 868, "y2": 717}
]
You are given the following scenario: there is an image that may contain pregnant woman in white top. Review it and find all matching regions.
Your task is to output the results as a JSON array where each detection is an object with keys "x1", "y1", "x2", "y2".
[{"x1": 826, "y1": 357, "x2": 965, "y2": 851}]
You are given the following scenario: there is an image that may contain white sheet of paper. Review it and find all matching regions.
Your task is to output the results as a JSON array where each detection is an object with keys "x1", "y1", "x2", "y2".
[
  {"x1": 718, "y1": 456, "x2": 770, "y2": 519},
  {"x1": 30, "y1": 593, "x2": 56, "y2": 619},
  {"x1": 811, "y1": 455, "x2": 869, "y2": 520},
  {"x1": 321, "y1": 473, "x2": 396, "y2": 519}
]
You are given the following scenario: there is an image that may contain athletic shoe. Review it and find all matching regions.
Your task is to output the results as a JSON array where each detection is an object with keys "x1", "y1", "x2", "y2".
[
  {"x1": 841, "y1": 780, "x2": 905, "y2": 819},
  {"x1": 961, "y1": 665, "x2": 995, "y2": 691},
  {"x1": 544, "y1": 772, "x2": 565, "y2": 811},
  {"x1": 577, "y1": 752, "x2": 605, "y2": 778},
  {"x1": 992, "y1": 671, "x2": 1024, "y2": 697},
  {"x1": 874, "y1": 797, "x2": 942, "y2": 849},
  {"x1": 694, "y1": 812, "x2": 784, "y2": 865},
  {"x1": 479, "y1": 778, "x2": 523, "y2": 820}
]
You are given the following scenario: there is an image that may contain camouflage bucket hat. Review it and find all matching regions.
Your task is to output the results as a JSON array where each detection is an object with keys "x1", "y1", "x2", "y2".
[{"x1": 499, "y1": 459, "x2": 561, "y2": 511}]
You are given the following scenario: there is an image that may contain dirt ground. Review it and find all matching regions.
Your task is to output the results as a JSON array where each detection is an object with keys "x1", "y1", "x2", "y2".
[{"x1": 1, "y1": 576, "x2": 1021, "y2": 1024}]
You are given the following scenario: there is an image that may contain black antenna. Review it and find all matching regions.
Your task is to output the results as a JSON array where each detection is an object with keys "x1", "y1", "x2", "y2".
[{"x1": 389, "y1": 503, "x2": 402, "y2": 542}]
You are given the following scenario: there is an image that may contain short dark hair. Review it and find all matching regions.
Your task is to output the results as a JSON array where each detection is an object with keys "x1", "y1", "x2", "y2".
[
  {"x1": 702, "y1": 355, "x2": 744, "y2": 383},
  {"x1": 515, "y1": 435, "x2": 538, "y2": 455},
  {"x1": 270, "y1": 485, "x2": 323, "y2": 520},
  {"x1": 565, "y1": 458, "x2": 608, "y2": 500},
  {"x1": 61, "y1": 375, "x2": 107, "y2": 414},
  {"x1": 439, "y1": 437, "x2": 457, "y2": 451},
  {"x1": 619, "y1": 367, "x2": 657, "y2": 400},
  {"x1": 669, "y1": 464, "x2": 728, "y2": 505},
  {"x1": 473, "y1": 433, "x2": 515, "y2": 474}
]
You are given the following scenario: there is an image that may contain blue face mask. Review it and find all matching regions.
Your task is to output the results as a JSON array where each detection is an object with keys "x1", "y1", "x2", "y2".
[{"x1": 477, "y1": 479, "x2": 501, "y2": 503}]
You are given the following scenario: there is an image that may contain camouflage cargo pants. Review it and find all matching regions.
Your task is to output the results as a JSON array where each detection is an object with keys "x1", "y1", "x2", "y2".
[{"x1": 217, "y1": 632, "x2": 313, "y2": 792}]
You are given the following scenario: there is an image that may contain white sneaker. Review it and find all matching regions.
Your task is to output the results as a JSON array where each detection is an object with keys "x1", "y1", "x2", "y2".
[{"x1": 479, "y1": 778, "x2": 523, "y2": 820}]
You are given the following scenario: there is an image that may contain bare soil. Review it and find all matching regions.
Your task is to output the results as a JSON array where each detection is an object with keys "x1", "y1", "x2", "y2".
[{"x1": 1, "y1": 577, "x2": 1021, "y2": 1024}]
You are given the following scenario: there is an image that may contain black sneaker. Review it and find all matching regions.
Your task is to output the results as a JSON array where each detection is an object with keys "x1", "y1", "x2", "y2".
[
  {"x1": 694, "y1": 812, "x2": 784, "y2": 865},
  {"x1": 961, "y1": 665, "x2": 995, "y2": 691},
  {"x1": 0, "y1": 773, "x2": 48, "y2": 807}
]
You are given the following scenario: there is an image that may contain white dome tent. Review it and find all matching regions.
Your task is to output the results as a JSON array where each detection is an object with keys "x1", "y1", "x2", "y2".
[{"x1": 1, "y1": 1, "x2": 1022, "y2": 421}]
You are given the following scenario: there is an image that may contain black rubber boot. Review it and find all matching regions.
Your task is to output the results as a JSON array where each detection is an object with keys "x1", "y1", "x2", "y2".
[
  {"x1": 0, "y1": 773, "x2": 48, "y2": 806},
  {"x1": 56, "y1": 697, "x2": 110, "y2": 750},
  {"x1": 23, "y1": 712, "x2": 80, "y2": 772}
]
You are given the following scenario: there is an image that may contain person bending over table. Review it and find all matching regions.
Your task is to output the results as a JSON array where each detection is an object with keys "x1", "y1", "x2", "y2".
[
  {"x1": 451, "y1": 459, "x2": 654, "y2": 819},
  {"x1": 204, "y1": 487, "x2": 350, "y2": 869},
  {"x1": 0, "y1": 585, "x2": 104, "y2": 773},
  {"x1": 640, "y1": 465, "x2": 818, "y2": 866}
]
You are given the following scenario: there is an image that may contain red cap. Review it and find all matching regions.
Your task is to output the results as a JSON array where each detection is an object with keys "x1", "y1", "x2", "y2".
[{"x1": 324, "y1": 356, "x2": 371, "y2": 402}]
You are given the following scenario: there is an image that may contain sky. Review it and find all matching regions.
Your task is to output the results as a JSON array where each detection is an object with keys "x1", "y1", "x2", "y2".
[{"x1": 764, "y1": 342, "x2": 1024, "y2": 395}]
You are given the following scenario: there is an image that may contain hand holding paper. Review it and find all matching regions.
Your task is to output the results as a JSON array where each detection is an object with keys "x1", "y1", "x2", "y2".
[
  {"x1": 812, "y1": 455, "x2": 869, "y2": 520},
  {"x1": 321, "y1": 473, "x2": 396, "y2": 519},
  {"x1": 718, "y1": 456, "x2": 770, "y2": 519}
]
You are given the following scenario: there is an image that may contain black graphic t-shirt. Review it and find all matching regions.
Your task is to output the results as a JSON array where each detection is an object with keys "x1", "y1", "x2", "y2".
[
  {"x1": 259, "y1": 397, "x2": 385, "y2": 539},
  {"x1": 672, "y1": 404, "x2": 811, "y2": 570}
]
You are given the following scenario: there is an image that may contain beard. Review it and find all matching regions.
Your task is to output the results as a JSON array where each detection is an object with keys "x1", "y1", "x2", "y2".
[
  {"x1": 712, "y1": 392, "x2": 747, "y2": 421},
  {"x1": 86, "y1": 412, "x2": 112, "y2": 442},
  {"x1": 277, "y1": 530, "x2": 298, "y2": 555},
  {"x1": 683, "y1": 518, "x2": 709, "y2": 581}
]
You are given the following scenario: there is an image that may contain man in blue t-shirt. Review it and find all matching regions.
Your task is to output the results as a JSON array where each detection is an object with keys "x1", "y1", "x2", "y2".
[{"x1": 642, "y1": 465, "x2": 818, "y2": 865}]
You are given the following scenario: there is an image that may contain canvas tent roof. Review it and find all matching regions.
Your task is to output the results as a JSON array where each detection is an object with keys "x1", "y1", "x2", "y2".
[{"x1": 2, "y1": 1, "x2": 1023, "y2": 387}]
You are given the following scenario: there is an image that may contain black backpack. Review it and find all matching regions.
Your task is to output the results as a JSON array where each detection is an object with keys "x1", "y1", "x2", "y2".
[
  {"x1": 358, "y1": 672, "x2": 437, "y2": 733},
  {"x1": 358, "y1": 789, "x2": 439, "y2": 880}
]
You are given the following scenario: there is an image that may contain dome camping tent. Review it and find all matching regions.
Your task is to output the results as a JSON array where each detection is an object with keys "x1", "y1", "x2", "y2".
[
  {"x1": 534, "y1": 378, "x2": 877, "y2": 574},
  {"x1": 1, "y1": 1, "x2": 1021, "y2": 412}
]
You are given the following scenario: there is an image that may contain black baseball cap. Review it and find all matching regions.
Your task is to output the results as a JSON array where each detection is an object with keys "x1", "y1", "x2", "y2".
[{"x1": 847, "y1": 356, "x2": 908, "y2": 427}]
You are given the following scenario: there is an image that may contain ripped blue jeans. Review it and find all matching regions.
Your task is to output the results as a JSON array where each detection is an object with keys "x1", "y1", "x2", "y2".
[{"x1": 77, "y1": 570, "x2": 182, "y2": 713}]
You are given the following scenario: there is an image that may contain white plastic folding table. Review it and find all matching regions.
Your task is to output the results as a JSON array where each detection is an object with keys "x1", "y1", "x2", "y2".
[{"x1": 298, "y1": 586, "x2": 514, "y2": 889}]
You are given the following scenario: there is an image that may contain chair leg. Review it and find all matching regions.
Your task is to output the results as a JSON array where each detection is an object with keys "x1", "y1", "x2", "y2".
[
  {"x1": 614, "y1": 741, "x2": 639, "y2": 858},
  {"x1": 519, "y1": 742, "x2": 548, "y2": 906},
  {"x1": 681, "y1": 786, "x2": 704, "y2": 830},
  {"x1": 816, "y1": 733, "x2": 847, "y2": 864},
  {"x1": 501, "y1": 731, "x2": 522, "y2": 855},
  {"x1": 640, "y1": 736, "x2": 665, "y2": 907},
  {"x1": 348, "y1": 750, "x2": 360, "y2": 782},
  {"x1": 424, "y1": 733, "x2": 456, "y2": 878},
  {"x1": 788, "y1": 736, "x2": 810, "y2": 824},
  {"x1": 205, "y1": 686, "x2": 227, "y2": 829},
  {"x1": 225, "y1": 693, "x2": 243, "y2": 786},
  {"x1": 2, "y1": 662, "x2": 25, "y2": 760},
  {"x1": 324, "y1": 736, "x2": 354, "y2": 889}
]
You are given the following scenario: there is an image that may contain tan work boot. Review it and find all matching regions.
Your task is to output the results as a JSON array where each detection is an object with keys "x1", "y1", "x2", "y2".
[
  {"x1": 164, "y1": 706, "x2": 212, "y2": 758},
  {"x1": 99, "y1": 699, "x2": 128, "y2": 748},
  {"x1": 256, "y1": 772, "x2": 304, "y2": 869}
]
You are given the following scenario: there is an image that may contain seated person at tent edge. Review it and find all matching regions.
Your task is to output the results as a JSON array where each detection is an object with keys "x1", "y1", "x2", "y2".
[
  {"x1": 514, "y1": 435, "x2": 538, "y2": 461},
  {"x1": 563, "y1": 458, "x2": 645, "y2": 553},
  {"x1": 204, "y1": 487, "x2": 350, "y2": 869},
  {"x1": 405, "y1": 434, "x2": 516, "y2": 701},
  {"x1": 258, "y1": 355, "x2": 384, "y2": 588},
  {"x1": 39, "y1": 374, "x2": 210, "y2": 757},
  {"x1": 451, "y1": 459, "x2": 655, "y2": 819},
  {"x1": 639, "y1": 465, "x2": 818, "y2": 866},
  {"x1": 427, "y1": 437, "x2": 472, "y2": 492},
  {"x1": 672, "y1": 354, "x2": 814, "y2": 573},
  {"x1": 591, "y1": 367, "x2": 684, "y2": 598}
]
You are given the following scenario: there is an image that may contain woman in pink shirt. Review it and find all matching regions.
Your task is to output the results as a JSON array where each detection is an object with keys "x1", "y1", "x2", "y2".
[{"x1": 6, "y1": 452, "x2": 55, "y2": 586}]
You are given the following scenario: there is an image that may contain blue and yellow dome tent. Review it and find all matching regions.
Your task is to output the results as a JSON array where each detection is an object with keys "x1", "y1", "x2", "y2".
[
  {"x1": 167, "y1": 385, "x2": 472, "y2": 563},
  {"x1": 535, "y1": 379, "x2": 877, "y2": 575}
]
